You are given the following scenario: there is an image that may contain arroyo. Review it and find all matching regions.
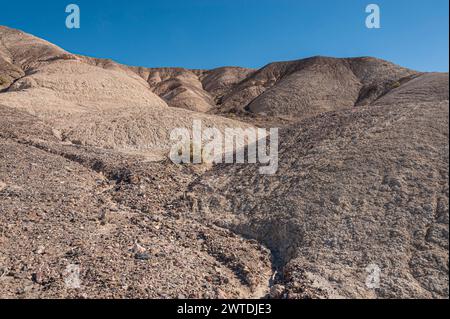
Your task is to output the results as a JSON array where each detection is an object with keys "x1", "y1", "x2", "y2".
[{"x1": 169, "y1": 120, "x2": 279, "y2": 175}]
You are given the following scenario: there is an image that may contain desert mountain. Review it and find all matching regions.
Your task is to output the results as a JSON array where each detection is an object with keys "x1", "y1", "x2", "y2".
[
  {"x1": 0, "y1": 25, "x2": 448, "y2": 299},
  {"x1": 127, "y1": 56, "x2": 447, "y2": 122},
  {"x1": 0, "y1": 26, "x2": 252, "y2": 157},
  {"x1": 126, "y1": 66, "x2": 254, "y2": 113}
]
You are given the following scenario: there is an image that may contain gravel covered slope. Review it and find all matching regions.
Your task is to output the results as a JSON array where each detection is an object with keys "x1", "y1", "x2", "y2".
[
  {"x1": 0, "y1": 105, "x2": 273, "y2": 299},
  {"x1": 180, "y1": 101, "x2": 449, "y2": 299}
]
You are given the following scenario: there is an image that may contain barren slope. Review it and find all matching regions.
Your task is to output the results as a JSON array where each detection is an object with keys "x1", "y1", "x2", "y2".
[
  {"x1": 373, "y1": 72, "x2": 449, "y2": 105},
  {"x1": 219, "y1": 56, "x2": 419, "y2": 118},
  {"x1": 179, "y1": 101, "x2": 449, "y2": 299},
  {"x1": 0, "y1": 26, "x2": 254, "y2": 158},
  {"x1": 0, "y1": 105, "x2": 273, "y2": 299},
  {"x1": 127, "y1": 66, "x2": 254, "y2": 113}
]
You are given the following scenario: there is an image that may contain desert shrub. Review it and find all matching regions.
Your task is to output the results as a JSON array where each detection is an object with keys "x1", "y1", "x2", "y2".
[
  {"x1": 170, "y1": 140, "x2": 210, "y2": 164},
  {"x1": 45, "y1": 53, "x2": 77, "y2": 62},
  {"x1": 390, "y1": 81, "x2": 401, "y2": 89},
  {"x1": 0, "y1": 75, "x2": 8, "y2": 86}
]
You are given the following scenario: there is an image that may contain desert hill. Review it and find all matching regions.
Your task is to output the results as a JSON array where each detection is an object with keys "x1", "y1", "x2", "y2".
[
  {"x1": 0, "y1": 25, "x2": 448, "y2": 299},
  {"x1": 179, "y1": 100, "x2": 449, "y2": 298},
  {"x1": 0, "y1": 26, "x2": 252, "y2": 157},
  {"x1": 125, "y1": 55, "x2": 448, "y2": 122}
]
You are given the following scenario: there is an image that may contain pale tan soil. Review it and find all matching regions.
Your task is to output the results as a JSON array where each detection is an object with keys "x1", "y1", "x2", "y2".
[
  {"x1": 0, "y1": 25, "x2": 448, "y2": 299},
  {"x1": 0, "y1": 27, "x2": 254, "y2": 157}
]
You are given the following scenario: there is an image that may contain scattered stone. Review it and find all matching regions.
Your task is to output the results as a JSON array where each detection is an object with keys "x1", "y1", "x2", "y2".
[
  {"x1": 36, "y1": 246, "x2": 45, "y2": 255},
  {"x1": 270, "y1": 284, "x2": 286, "y2": 299},
  {"x1": 32, "y1": 272, "x2": 44, "y2": 284},
  {"x1": 134, "y1": 253, "x2": 151, "y2": 261},
  {"x1": 383, "y1": 175, "x2": 403, "y2": 189},
  {"x1": 132, "y1": 242, "x2": 146, "y2": 254},
  {"x1": 216, "y1": 288, "x2": 228, "y2": 299}
]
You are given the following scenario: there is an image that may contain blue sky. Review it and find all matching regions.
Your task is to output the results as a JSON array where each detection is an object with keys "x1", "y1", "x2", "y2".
[{"x1": 0, "y1": 0, "x2": 448, "y2": 71}]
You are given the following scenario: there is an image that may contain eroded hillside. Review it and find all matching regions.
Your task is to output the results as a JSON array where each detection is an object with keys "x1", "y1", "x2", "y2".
[{"x1": 0, "y1": 25, "x2": 448, "y2": 299}]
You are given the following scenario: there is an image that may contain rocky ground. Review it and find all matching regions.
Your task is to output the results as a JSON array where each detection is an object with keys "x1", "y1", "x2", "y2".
[
  {"x1": 0, "y1": 105, "x2": 273, "y2": 299},
  {"x1": 180, "y1": 101, "x2": 449, "y2": 298},
  {"x1": 0, "y1": 25, "x2": 448, "y2": 299}
]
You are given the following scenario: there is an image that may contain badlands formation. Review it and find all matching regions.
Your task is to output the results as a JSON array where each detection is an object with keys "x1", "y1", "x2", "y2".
[{"x1": 0, "y1": 26, "x2": 448, "y2": 299}]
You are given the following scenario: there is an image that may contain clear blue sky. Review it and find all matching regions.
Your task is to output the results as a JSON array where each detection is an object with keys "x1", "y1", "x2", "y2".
[{"x1": 0, "y1": 0, "x2": 448, "y2": 71}]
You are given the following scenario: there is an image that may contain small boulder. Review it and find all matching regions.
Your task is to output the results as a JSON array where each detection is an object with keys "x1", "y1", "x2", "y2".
[{"x1": 270, "y1": 284, "x2": 286, "y2": 299}]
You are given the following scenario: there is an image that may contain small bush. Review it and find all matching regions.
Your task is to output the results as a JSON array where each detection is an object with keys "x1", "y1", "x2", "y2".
[
  {"x1": 170, "y1": 141, "x2": 211, "y2": 164},
  {"x1": 0, "y1": 75, "x2": 7, "y2": 86},
  {"x1": 390, "y1": 81, "x2": 401, "y2": 89}
]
